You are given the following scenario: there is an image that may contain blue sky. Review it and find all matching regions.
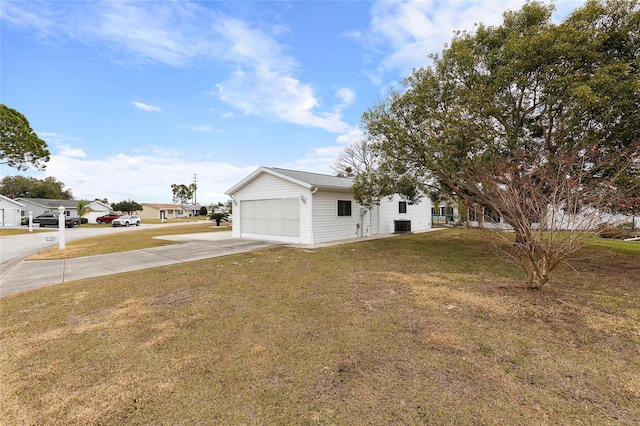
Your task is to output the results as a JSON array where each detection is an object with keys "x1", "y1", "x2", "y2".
[{"x1": 1, "y1": 0, "x2": 584, "y2": 205}]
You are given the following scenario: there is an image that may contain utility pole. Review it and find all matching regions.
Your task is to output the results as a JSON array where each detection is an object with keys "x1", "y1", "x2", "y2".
[{"x1": 192, "y1": 173, "x2": 198, "y2": 205}]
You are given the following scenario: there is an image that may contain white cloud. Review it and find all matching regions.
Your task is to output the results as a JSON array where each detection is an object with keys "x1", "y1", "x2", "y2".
[
  {"x1": 213, "y1": 18, "x2": 351, "y2": 133},
  {"x1": 131, "y1": 101, "x2": 161, "y2": 112},
  {"x1": 56, "y1": 145, "x2": 87, "y2": 159},
  {"x1": 364, "y1": 0, "x2": 529, "y2": 79},
  {"x1": 336, "y1": 87, "x2": 356, "y2": 106},
  {"x1": 37, "y1": 144, "x2": 257, "y2": 204},
  {"x1": 3, "y1": 1, "x2": 351, "y2": 134},
  {"x1": 336, "y1": 128, "x2": 364, "y2": 145},
  {"x1": 189, "y1": 125, "x2": 216, "y2": 133},
  {"x1": 362, "y1": 0, "x2": 582, "y2": 82}
]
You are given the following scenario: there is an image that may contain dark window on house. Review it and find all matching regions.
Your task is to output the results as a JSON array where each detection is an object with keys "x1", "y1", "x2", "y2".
[
  {"x1": 469, "y1": 207, "x2": 477, "y2": 222},
  {"x1": 337, "y1": 200, "x2": 352, "y2": 217},
  {"x1": 399, "y1": 201, "x2": 407, "y2": 214},
  {"x1": 485, "y1": 206, "x2": 501, "y2": 223}
]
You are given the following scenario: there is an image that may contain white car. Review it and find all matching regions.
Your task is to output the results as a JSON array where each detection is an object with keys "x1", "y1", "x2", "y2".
[{"x1": 112, "y1": 215, "x2": 141, "y2": 227}]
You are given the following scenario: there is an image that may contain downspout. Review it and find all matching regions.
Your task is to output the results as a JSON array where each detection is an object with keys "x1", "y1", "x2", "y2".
[
  {"x1": 308, "y1": 186, "x2": 318, "y2": 244},
  {"x1": 229, "y1": 195, "x2": 235, "y2": 234}
]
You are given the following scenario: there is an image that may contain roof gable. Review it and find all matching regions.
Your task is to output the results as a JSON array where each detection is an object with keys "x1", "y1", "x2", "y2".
[
  {"x1": 226, "y1": 167, "x2": 353, "y2": 195},
  {"x1": 88, "y1": 200, "x2": 112, "y2": 210},
  {"x1": 1, "y1": 195, "x2": 25, "y2": 207}
]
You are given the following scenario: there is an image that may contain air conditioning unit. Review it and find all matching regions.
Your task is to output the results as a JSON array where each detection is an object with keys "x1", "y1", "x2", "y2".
[{"x1": 394, "y1": 220, "x2": 411, "y2": 233}]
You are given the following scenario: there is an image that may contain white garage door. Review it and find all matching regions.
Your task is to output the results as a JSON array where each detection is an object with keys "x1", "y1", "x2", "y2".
[{"x1": 240, "y1": 198, "x2": 299, "y2": 238}]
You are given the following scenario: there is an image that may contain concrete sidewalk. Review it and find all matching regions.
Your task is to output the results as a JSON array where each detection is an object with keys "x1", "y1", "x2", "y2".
[{"x1": 0, "y1": 232, "x2": 280, "y2": 297}]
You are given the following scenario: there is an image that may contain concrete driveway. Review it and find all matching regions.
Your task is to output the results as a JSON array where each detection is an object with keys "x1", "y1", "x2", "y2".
[
  {"x1": 1, "y1": 224, "x2": 157, "y2": 266},
  {"x1": 0, "y1": 230, "x2": 281, "y2": 297}
]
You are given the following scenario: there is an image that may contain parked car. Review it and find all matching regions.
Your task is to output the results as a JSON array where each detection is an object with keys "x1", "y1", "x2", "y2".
[
  {"x1": 112, "y1": 215, "x2": 141, "y2": 227},
  {"x1": 35, "y1": 213, "x2": 80, "y2": 228},
  {"x1": 96, "y1": 214, "x2": 121, "y2": 224}
]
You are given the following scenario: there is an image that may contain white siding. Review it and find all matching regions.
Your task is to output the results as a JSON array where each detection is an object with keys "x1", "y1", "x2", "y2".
[
  {"x1": 231, "y1": 173, "x2": 313, "y2": 243},
  {"x1": 16, "y1": 201, "x2": 48, "y2": 218},
  {"x1": 0, "y1": 198, "x2": 21, "y2": 227},
  {"x1": 228, "y1": 170, "x2": 433, "y2": 244},
  {"x1": 377, "y1": 194, "x2": 432, "y2": 234},
  {"x1": 86, "y1": 202, "x2": 112, "y2": 223},
  {"x1": 311, "y1": 190, "x2": 368, "y2": 244}
]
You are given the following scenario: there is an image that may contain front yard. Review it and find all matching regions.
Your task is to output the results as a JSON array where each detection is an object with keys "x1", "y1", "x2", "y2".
[{"x1": 1, "y1": 229, "x2": 638, "y2": 424}]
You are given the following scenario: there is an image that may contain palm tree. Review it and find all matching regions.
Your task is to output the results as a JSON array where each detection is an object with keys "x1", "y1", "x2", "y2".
[{"x1": 76, "y1": 199, "x2": 94, "y2": 225}]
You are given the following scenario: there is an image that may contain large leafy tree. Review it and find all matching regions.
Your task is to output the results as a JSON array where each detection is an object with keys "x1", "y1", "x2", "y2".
[
  {"x1": 0, "y1": 175, "x2": 73, "y2": 199},
  {"x1": 0, "y1": 104, "x2": 50, "y2": 171},
  {"x1": 342, "y1": 0, "x2": 640, "y2": 289},
  {"x1": 111, "y1": 200, "x2": 143, "y2": 215}
]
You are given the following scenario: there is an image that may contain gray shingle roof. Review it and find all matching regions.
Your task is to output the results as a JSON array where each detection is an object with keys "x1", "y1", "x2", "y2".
[
  {"x1": 267, "y1": 167, "x2": 353, "y2": 190},
  {"x1": 16, "y1": 198, "x2": 78, "y2": 209}
]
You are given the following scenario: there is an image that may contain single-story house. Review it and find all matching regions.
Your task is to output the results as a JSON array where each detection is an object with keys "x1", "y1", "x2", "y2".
[
  {"x1": 0, "y1": 195, "x2": 25, "y2": 227},
  {"x1": 225, "y1": 167, "x2": 432, "y2": 244},
  {"x1": 139, "y1": 204, "x2": 189, "y2": 221},
  {"x1": 468, "y1": 205, "x2": 640, "y2": 230},
  {"x1": 181, "y1": 204, "x2": 203, "y2": 216},
  {"x1": 84, "y1": 200, "x2": 113, "y2": 223},
  {"x1": 14, "y1": 198, "x2": 79, "y2": 219}
]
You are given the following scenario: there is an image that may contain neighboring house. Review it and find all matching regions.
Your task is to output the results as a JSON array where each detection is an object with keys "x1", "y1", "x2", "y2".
[
  {"x1": 467, "y1": 204, "x2": 640, "y2": 230},
  {"x1": 14, "y1": 198, "x2": 79, "y2": 219},
  {"x1": 139, "y1": 204, "x2": 188, "y2": 221},
  {"x1": 181, "y1": 204, "x2": 202, "y2": 217},
  {"x1": 431, "y1": 201, "x2": 462, "y2": 226},
  {"x1": 0, "y1": 195, "x2": 25, "y2": 227},
  {"x1": 225, "y1": 167, "x2": 432, "y2": 244},
  {"x1": 84, "y1": 200, "x2": 113, "y2": 223}
]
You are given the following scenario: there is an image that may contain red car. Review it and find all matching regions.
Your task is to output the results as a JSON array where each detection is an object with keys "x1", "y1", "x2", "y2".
[{"x1": 96, "y1": 214, "x2": 121, "y2": 224}]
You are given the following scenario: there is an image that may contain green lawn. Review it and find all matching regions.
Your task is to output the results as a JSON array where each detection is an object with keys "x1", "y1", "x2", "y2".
[{"x1": 1, "y1": 229, "x2": 638, "y2": 425}]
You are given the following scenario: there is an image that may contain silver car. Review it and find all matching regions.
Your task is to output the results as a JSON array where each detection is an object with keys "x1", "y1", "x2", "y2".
[{"x1": 112, "y1": 215, "x2": 141, "y2": 227}]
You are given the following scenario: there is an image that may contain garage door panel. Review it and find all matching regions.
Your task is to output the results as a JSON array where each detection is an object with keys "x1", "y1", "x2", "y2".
[
  {"x1": 268, "y1": 219, "x2": 283, "y2": 235},
  {"x1": 267, "y1": 199, "x2": 282, "y2": 219},
  {"x1": 241, "y1": 201, "x2": 255, "y2": 233},
  {"x1": 282, "y1": 219, "x2": 298, "y2": 237},
  {"x1": 282, "y1": 198, "x2": 299, "y2": 219}
]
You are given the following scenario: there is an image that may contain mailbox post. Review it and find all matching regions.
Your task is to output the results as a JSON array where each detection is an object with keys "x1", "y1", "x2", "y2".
[
  {"x1": 58, "y1": 205, "x2": 66, "y2": 250},
  {"x1": 28, "y1": 211, "x2": 33, "y2": 232}
]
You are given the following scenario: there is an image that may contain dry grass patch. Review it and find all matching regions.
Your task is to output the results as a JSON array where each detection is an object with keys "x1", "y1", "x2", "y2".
[
  {"x1": 28, "y1": 222, "x2": 226, "y2": 260},
  {"x1": 1, "y1": 229, "x2": 639, "y2": 424}
]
